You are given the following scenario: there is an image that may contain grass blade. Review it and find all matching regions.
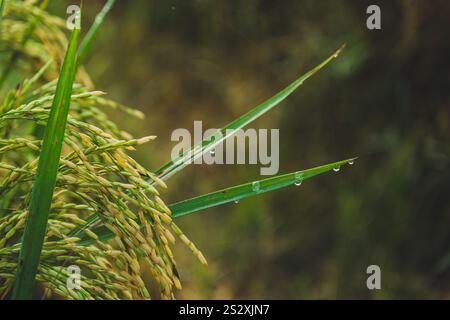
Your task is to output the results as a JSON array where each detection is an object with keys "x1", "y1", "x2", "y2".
[
  {"x1": 77, "y1": 158, "x2": 356, "y2": 246},
  {"x1": 69, "y1": 45, "x2": 347, "y2": 238},
  {"x1": 11, "y1": 15, "x2": 80, "y2": 300},
  {"x1": 77, "y1": 0, "x2": 116, "y2": 65},
  {"x1": 155, "y1": 44, "x2": 346, "y2": 181},
  {"x1": 169, "y1": 158, "x2": 355, "y2": 218}
]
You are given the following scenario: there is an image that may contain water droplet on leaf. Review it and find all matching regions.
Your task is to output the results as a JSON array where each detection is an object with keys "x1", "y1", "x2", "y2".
[
  {"x1": 294, "y1": 172, "x2": 304, "y2": 186},
  {"x1": 252, "y1": 181, "x2": 260, "y2": 192}
]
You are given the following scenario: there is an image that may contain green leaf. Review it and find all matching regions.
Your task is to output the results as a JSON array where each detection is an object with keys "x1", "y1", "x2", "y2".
[
  {"x1": 11, "y1": 15, "x2": 81, "y2": 300},
  {"x1": 169, "y1": 158, "x2": 355, "y2": 218},
  {"x1": 78, "y1": 0, "x2": 116, "y2": 65},
  {"x1": 69, "y1": 45, "x2": 347, "y2": 238},
  {"x1": 155, "y1": 44, "x2": 346, "y2": 181},
  {"x1": 77, "y1": 158, "x2": 356, "y2": 246}
]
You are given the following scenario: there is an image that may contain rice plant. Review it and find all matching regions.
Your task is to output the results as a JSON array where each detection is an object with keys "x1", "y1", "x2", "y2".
[{"x1": 0, "y1": 1, "x2": 354, "y2": 300}]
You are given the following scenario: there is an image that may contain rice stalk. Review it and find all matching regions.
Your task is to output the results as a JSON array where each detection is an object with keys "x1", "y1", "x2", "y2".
[
  {"x1": 10, "y1": 5, "x2": 80, "y2": 300},
  {"x1": 0, "y1": 0, "x2": 192, "y2": 300},
  {"x1": 77, "y1": 0, "x2": 116, "y2": 66},
  {"x1": 0, "y1": 0, "x2": 353, "y2": 300}
]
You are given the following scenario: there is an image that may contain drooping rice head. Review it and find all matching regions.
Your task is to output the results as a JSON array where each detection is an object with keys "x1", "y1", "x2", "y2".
[{"x1": 0, "y1": 0, "x2": 204, "y2": 300}]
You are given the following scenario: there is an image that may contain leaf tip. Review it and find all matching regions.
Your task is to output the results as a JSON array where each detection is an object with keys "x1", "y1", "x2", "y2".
[{"x1": 333, "y1": 43, "x2": 347, "y2": 58}]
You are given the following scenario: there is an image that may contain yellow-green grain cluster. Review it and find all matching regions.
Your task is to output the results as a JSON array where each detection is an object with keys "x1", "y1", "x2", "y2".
[{"x1": 0, "y1": 0, "x2": 205, "y2": 300}]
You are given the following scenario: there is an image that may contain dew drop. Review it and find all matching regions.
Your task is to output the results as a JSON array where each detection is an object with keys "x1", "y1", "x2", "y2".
[
  {"x1": 234, "y1": 200, "x2": 239, "y2": 204},
  {"x1": 210, "y1": 149, "x2": 215, "y2": 156},
  {"x1": 348, "y1": 160, "x2": 354, "y2": 165},
  {"x1": 294, "y1": 172, "x2": 304, "y2": 186},
  {"x1": 333, "y1": 166, "x2": 341, "y2": 172},
  {"x1": 252, "y1": 181, "x2": 261, "y2": 192}
]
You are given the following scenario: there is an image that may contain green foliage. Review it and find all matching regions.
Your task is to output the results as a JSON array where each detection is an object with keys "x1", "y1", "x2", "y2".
[
  {"x1": 155, "y1": 45, "x2": 345, "y2": 181},
  {"x1": 11, "y1": 7, "x2": 80, "y2": 300},
  {"x1": 55, "y1": 0, "x2": 449, "y2": 300},
  {"x1": 77, "y1": 0, "x2": 116, "y2": 65},
  {"x1": 70, "y1": 44, "x2": 349, "y2": 240},
  {"x1": 78, "y1": 158, "x2": 356, "y2": 246},
  {"x1": 0, "y1": 1, "x2": 355, "y2": 300},
  {"x1": 0, "y1": 1, "x2": 196, "y2": 300}
]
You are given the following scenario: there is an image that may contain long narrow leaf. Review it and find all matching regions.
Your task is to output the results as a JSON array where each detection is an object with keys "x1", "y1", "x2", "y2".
[
  {"x1": 155, "y1": 44, "x2": 346, "y2": 181},
  {"x1": 69, "y1": 46, "x2": 346, "y2": 237},
  {"x1": 169, "y1": 158, "x2": 355, "y2": 217},
  {"x1": 77, "y1": 158, "x2": 356, "y2": 246},
  {"x1": 11, "y1": 16, "x2": 80, "y2": 300}
]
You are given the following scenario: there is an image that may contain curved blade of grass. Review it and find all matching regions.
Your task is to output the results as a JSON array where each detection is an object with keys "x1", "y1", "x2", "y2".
[
  {"x1": 11, "y1": 16, "x2": 80, "y2": 300},
  {"x1": 77, "y1": 158, "x2": 356, "y2": 246},
  {"x1": 155, "y1": 44, "x2": 346, "y2": 181},
  {"x1": 77, "y1": 0, "x2": 116, "y2": 65},
  {"x1": 169, "y1": 158, "x2": 356, "y2": 218},
  {"x1": 69, "y1": 45, "x2": 347, "y2": 238}
]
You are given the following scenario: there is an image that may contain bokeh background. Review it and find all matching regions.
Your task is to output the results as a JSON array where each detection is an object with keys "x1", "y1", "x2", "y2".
[{"x1": 49, "y1": 0, "x2": 449, "y2": 299}]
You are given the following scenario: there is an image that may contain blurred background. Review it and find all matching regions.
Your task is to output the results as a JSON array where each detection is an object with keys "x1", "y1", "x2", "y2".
[{"x1": 49, "y1": 0, "x2": 449, "y2": 299}]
